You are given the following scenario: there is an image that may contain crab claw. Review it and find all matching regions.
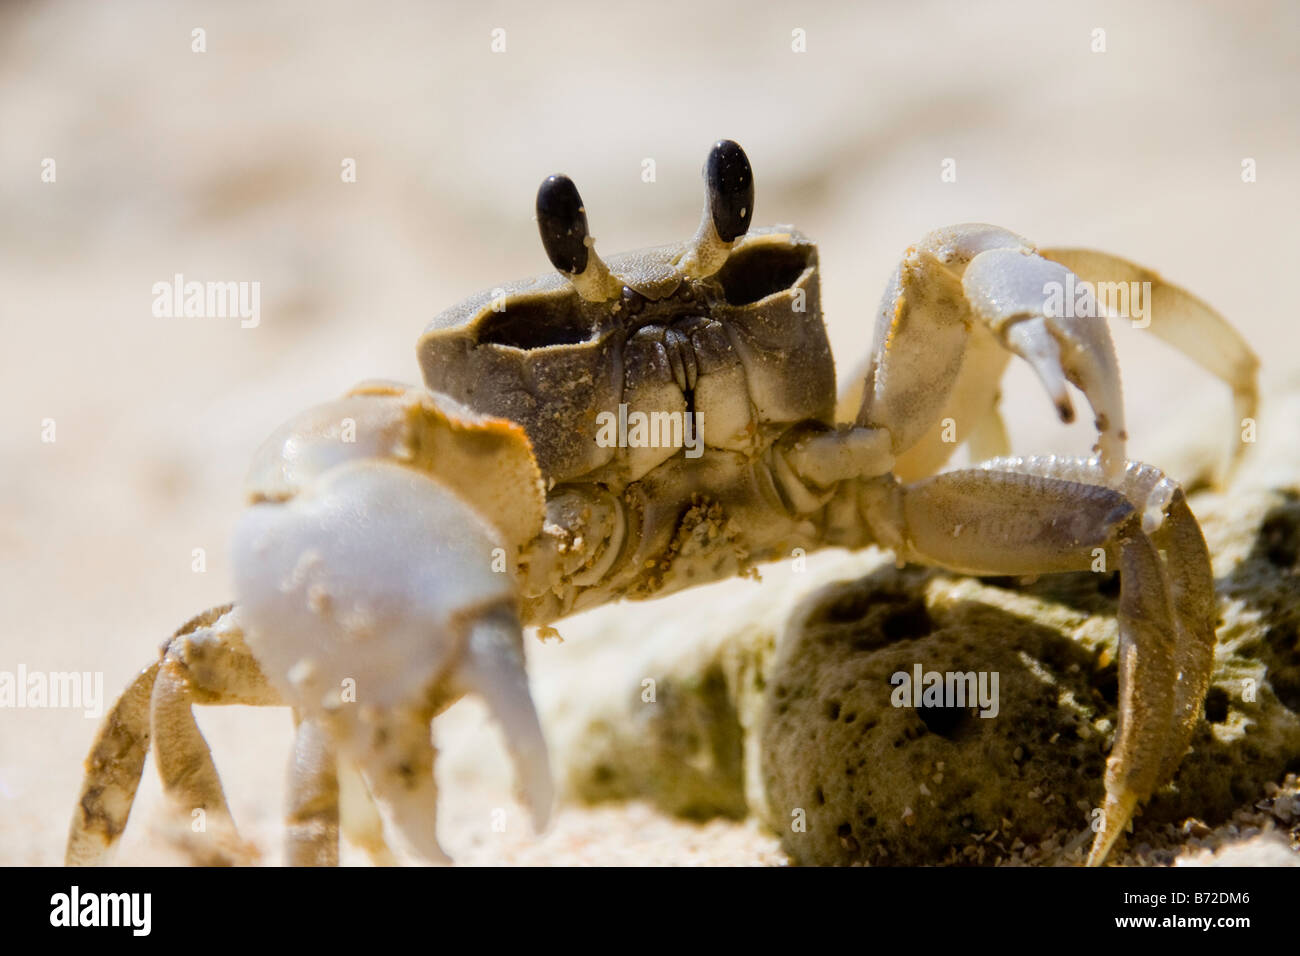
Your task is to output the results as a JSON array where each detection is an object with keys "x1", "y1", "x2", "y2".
[
  {"x1": 455, "y1": 606, "x2": 553, "y2": 832},
  {"x1": 852, "y1": 225, "x2": 1128, "y2": 481},
  {"x1": 961, "y1": 248, "x2": 1127, "y2": 477},
  {"x1": 851, "y1": 223, "x2": 1254, "y2": 489},
  {"x1": 232, "y1": 384, "x2": 550, "y2": 863}
]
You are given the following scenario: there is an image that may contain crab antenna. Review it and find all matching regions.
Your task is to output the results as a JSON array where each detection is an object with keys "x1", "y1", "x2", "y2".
[
  {"x1": 680, "y1": 139, "x2": 754, "y2": 278},
  {"x1": 536, "y1": 174, "x2": 619, "y2": 301}
]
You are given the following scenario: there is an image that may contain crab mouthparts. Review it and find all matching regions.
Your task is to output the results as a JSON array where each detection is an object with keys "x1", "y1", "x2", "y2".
[
  {"x1": 662, "y1": 325, "x2": 699, "y2": 394},
  {"x1": 628, "y1": 316, "x2": 708, "y2": 394}
]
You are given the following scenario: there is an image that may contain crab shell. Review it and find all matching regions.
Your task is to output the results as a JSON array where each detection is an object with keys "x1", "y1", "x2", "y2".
[{"x1": 417, "y1": 226, "x2": 837, "y2": 487}]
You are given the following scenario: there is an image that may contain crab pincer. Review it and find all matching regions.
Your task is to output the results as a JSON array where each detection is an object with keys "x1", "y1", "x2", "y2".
[{"x1": 231, "y1": 385, "x2": 552, "y2": 863}]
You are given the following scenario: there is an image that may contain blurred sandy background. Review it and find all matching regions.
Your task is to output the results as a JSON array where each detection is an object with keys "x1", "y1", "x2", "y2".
[{"x1": 1, "y1": 0, "x2": 1297, "y2": 864}]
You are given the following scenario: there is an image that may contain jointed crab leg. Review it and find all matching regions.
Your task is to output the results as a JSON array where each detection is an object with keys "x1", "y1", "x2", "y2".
[
  {"x1": 66, "y1": 603, "x2": 278, "y2": 865},
  {"x1": 863, "y1": 324, "x2": 1012, "y2": 481},
  {"x1": 287, "y1": 715, "x2": 340, "y2": 867},
  {"x1": 866, "y1": 454, "x2": 1215, "y2": 864},
  {"x1": 66, "y1": 659, "x2": 159, "y2": 866},
  {"x1": 337, "y1": 758, "x2": 397, "y2": 866},
  {"x1": 984, "y1": 456, "x2": 1217, "y2": 791}
]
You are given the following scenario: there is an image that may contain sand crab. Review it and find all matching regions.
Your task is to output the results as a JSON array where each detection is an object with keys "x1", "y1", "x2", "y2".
[{"x1": 67, "y1": 140, "x2": 1258, "y2": 867}]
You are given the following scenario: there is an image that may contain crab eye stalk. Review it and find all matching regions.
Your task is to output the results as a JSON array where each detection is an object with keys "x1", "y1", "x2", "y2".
[
  {"x1": 535, "y1": 174, "x2": 619, "y2": 302},
  {"x1": 705, "y1": 139, "x2": 753, "y2": 243},
  {"x1": 681, "y1": 139, "x2": 755, "y2": 279}
]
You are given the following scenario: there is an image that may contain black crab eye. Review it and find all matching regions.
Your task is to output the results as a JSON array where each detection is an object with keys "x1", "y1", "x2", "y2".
[
  {"x1": 705, "y1": 139, "x2": 754, "y2": 243},
  {"x1": 536, "y1": 174, "x2": 590, "y2": 275}
]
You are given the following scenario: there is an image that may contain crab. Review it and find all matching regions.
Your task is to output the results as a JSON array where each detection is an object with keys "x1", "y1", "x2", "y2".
[{"x1": 66, "y1": 140, "x2": 1258, "y2": 867}]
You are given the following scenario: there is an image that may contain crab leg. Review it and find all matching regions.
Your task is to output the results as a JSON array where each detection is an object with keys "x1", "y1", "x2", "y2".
[
  {"x1": 286, "y1": 715, "x2": 340, "y2": 866},
  {"x1": 318, "y1": 605, "x2": 552, "y2": 865},
  {"x1": 150, "y1": 654, "x2": 237, "y2": 843},
  {"x1": 847, "y1": 322, "x2": 1011, "y2": 482},
  {"x1": 66, "y1": 599, "x2": 413, "y2": 867},
  {"x1": 980, "y1": 456, "x2": 1216, "y2": 790},
  {"x1": 855, "y1": 244, "x2": 973, "y2": 456},
  {"x1": 867, "y1": 455, "x2": 1215, "y2": 864},
  {"x1": 66, "y1": 660, "x2": 159, "y2": 866},
  {"x1": 149, "y1": 605, "x2": 280, "y2": 848},
  {"x1": 337, "y1": 758, "x2": 398, "y2": 866},
  {"x1": 342, "y1": 701, "x2": 450, "y2": 864},
  {"x1": 65, "y1": 603, "x2": 280, "y2": 865}
]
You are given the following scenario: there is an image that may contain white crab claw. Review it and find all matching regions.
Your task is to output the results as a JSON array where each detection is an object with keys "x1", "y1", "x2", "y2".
[
  {"x1": 1003, "y1": 319, "x2": 1075, "y2": 425},
  {"x1": 962, "y1": 248, "x2": 1127, "y2": 476},
  {"x1": 232, "y1": 457, "x2": 550, "y2": 863},
  {"x1": 457, "y1": 608, "x2": 553, "y2": 833}
]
